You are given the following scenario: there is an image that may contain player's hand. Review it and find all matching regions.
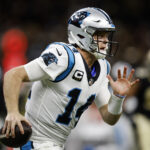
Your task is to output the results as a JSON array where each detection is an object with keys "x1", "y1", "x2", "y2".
[
  {"x1": 2, "y1": 112, "x2": 31, "y2": 138},
  {"x1": 107, "y1": 66, "x2": 139, "y2": 97}
]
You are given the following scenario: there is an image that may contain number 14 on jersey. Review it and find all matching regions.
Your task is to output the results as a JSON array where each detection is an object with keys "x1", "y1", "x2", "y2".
[{"x1": 56, "y1": 88, "x2": 96, "y2": 126}]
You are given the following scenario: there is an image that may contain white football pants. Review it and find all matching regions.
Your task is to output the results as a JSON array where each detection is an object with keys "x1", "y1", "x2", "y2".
[{"x1": 14, "y1": 141, "x2": 64, "y2": 150}]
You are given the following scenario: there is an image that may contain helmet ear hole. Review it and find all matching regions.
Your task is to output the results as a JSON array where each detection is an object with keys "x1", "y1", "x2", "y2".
[{"x1": 77, "y1": 34, "x2": 85, "y2": 39}]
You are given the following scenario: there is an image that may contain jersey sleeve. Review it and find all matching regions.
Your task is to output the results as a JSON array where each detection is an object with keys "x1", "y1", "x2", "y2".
[
  {"x1": 94, "y1": 59, "x2": 111, "y2": 108},
  {"x1": 24, "y1": 59, "x2": 49, "y2": 81},
  {"x1": 36, "y1": 43, "x2": 69, "y2": 81},
  {"x1": 24, "y1": 43, "x2": 75, "y2": 82},
  {"x1": 94, "y1": 78, "x2": 111, "y2": 108},
  {"x1": 105, "y1": 59, "x2": 111, "y2": 75}
]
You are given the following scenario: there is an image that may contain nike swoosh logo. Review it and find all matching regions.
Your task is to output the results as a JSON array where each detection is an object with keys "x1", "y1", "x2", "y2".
[
  {"x1": 93, "y1": 20, "x2": 101, "y2": 23},
  {"x1": 56, "y1": 48, "x2": 62, "y2": 56}
]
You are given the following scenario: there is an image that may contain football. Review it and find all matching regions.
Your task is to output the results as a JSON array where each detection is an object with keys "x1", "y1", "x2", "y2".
[{"x1": 0, "y1": 121, "x2": 32, "y2": 148}]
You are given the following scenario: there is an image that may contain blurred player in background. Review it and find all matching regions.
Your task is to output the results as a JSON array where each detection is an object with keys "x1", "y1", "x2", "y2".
[
  {"x1": 124, "y1": 50, "x2": 150, "y2": 150},
  {"x1": 2, "y1": 7, "x2": 139, "y2": 150}
]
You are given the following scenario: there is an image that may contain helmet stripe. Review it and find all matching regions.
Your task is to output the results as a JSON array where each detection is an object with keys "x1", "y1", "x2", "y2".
[{"x1": 93, "y1": 8, "x2": 113, "y2": 24}]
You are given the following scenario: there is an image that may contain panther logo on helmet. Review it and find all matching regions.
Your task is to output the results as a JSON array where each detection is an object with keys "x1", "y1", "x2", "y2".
[{"x1": 68, "y1": 11, "x2": 90, "y2": 27}]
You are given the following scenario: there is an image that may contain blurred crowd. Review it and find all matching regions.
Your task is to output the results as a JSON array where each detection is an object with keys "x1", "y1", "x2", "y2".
[{"x1": 0, "y1": 0, "x2": 150, "y2": 150}]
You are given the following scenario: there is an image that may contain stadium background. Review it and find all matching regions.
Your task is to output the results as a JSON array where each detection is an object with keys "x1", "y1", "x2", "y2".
[{"x1": 0, "y1": 0, "x2": 150, "y2": 63}]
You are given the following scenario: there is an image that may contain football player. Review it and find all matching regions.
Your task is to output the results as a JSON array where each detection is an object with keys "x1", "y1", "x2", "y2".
[{"x1": 2, "y1": 7, "x2": 139, "y2": 150}]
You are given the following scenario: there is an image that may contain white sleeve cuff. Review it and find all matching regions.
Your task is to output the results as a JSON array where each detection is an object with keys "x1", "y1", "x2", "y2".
[{"x1": 24, "y1": 59, "x2": 49, "y2": 81}]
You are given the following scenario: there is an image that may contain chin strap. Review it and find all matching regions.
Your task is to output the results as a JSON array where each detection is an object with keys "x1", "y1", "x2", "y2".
[
  {"x1": 93, "y1": 52, "x2": 106, "y2": 59},
  {"x1": 89, "y1": 49, "x2": 106, "y2": 59}
]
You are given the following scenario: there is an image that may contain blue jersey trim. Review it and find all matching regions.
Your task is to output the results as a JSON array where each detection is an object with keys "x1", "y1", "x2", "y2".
[
  {"x1": 106, "y1": 60, "x2": 110, "y2": 75},
  {"x1": 53, "y1": 42, "x2": 75, "y2": 82},
  {"x1": 94, "y1": 8, "x2": 113, "y2": 24},
  {"x1": 20, "y1": 141, "x2": 33, "y2": 150}
]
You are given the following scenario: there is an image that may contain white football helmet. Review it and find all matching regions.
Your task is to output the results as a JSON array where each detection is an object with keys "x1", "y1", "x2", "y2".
[{"x1": 68, "y1": 7, "x2": 118, "y2": 59}]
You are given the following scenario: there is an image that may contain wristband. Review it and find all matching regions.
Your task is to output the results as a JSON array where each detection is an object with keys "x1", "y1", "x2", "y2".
[
  {"x1": 115, "y1": 94, "x2": 126, "y2": 99},
  {"x1": 108, "y1": 94, "x2": 125, "y2": 115}
]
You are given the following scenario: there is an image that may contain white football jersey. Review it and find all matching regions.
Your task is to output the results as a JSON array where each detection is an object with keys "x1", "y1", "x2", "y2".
[{"x1": 24, "y1": 42, "x2": 111, "y2": 145}]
